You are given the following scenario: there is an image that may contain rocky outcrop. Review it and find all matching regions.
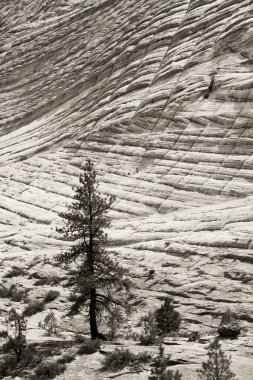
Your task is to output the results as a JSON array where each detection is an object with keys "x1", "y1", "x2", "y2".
[{"x1": 0, "y1": 1, "x2": 252, "y2": 377}]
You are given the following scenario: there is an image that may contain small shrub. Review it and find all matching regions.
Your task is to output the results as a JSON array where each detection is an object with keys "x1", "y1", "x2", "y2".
[
  {"x1": 4, "y1": 267, "x2": 27, "y2": 278},
  {"x1": 38, "y1": 311, "x2": 59, "y2": 336},
  {"x1": 77, "y1": 339, "x2": 101, "y2": 355},
  {"x1": 58, "y1": 354, "x2": 75, "y2": 364},
  {"x1": 178, "y1": 330, "x2": 189, "y2": 338},
  {"x1": 218, "y1": 309, "x2": 241, "y2": 339},
  {"x1": 0, "y1": 354, "x2": 17, "y2": 377},
  {"x1": 197, "y1": 338, "x2": 238, "y2": 380},
  {"x1": 19, "y1": 345, "x2": 42, "y2": 368},
  {"x1": 74, "y1": 333, "x2": 85, "y2": 343},
  {"x1": 218, "y1": 326, "x2": 240, "y2": 339},
  {"x1": 125, "y1": 331, "x2": 140, "y2": 341},
  {"x1": 149, "y1": 345, "x2": 182, "y2": 380},
  {"x1": 44, "y1": 290, "x2": 60, "y2": 303},
  {"x1": 155, "y1": 298, "x2": 181, "y2": 335},
  {"x1": 240, "y1": 326, "x2": 248, "y2": 337},
  {"x1": 0, "y1": 284, "x2": 27, "y2": 302},
  {"x1": 34, "y1": 275, "x2": 62, "y2": 286},
  {"x1": 24, "y1": 300, "x2": 45, "y2": 316},
  {"x1": 0, "y1": 308, "x2": 27, "y2": 363},
  {"x1": 28, "y1": 271, "x2": 41, "y2": 279},
  {"x1": 148, "y1": 269, "x2": 155, "y2": 277},
  {"x1": 102, "y1": 348, "x2": 151, "y2": 372},
  {"x1": 202, "y1": 328, "x2": 218, "y2": 337},
  {"x1": 0, "y1": 285, "x2": 9, "y2": 298},
  {"x1": 35, "y1": 360, "x2": 66, "y2": 379},
  {"x1": 139, "y1": 311, "x2": 159, "y2": 345},
  {"x1": 188, "y1": 331, "x2": 200, "y2": 342},
  {"x1": 9, "y1": 285, "x2": 27, "y2": 302},
  {"x1": 220, "y1": 309, "x2": 239, "y2": 327},
  {"x1": 0, "y1": 341, "x2": 42, "y2": 372},
  {"x1": 107, "y1": 305, "x2": 125, "y2": 339},
  {"x1": 161, "y1": 263, "x2": 179, "y2": 268}
]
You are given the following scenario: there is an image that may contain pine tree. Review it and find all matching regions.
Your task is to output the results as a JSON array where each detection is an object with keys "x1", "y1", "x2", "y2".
[
  {"x1": 149, "y1": 345, "x2": 182, "y2": 380},
  {"x1": 56, "y1": 160, "x2": 131, "y2": 339},
  {"x1": 155, "y1": 298, "x2": 181, "y2": 335},
  {"x1": 218, "y1": 309, "x2": 241, "y2": 339},
  {"x1": 38, "y1": 311, "x2": 59, "y2": 336},
  {"x1": 197, "y1": 338, "x2": 238, "y2": 380},
  {"x1": 107, "y1": 305, "x2": 125, "y2": 339},
  {"x1": 139, "y1": 311, "x2": 159, "y2": 345},
  {"x1": 0, "y1": 308, "x2": 27, "y2": 362}
]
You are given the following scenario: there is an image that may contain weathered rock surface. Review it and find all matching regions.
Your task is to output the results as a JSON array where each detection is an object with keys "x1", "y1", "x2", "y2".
[{"x1": 0, "y1": 0, "x2": 252, "y2": 378}]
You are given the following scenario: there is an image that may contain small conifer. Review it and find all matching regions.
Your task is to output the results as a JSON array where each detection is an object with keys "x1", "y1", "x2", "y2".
[
  {"x1": 149, "y1": 345, "x2": 182, "y2": 380},
  {"x1": 139, "y1": 311, "x2": 159, "y2": 345},
  {"x1": 155, "y1": 298, "x2": 181, "y2": 335},
  {"x1": 197, "y1": 338, "x2": 238, "y2": 380},
  {"x1": 218, "y1": 309, "x2": 241, "y2": 339},
  {"x1": 38, "y1": 311, "x2": 59, "y2": 336},
  {"x1": 0, "y1": 308, "x2": 27, "y2": 362}
]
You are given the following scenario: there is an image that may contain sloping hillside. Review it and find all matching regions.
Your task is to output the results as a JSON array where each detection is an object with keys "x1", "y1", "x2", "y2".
[{"x1": 0, "y1": 0, "x2": 252, "y2": 378}]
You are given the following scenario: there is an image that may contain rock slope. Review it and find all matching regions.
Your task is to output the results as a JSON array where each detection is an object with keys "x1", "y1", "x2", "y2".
[{"x1": 0, "y1": 0, "x2": 252, "y2": 378}]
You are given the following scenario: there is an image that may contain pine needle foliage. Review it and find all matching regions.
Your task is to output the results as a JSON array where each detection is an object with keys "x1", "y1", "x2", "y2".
[
  {"x1": 218, "y1": 309, "x2": 241, "y2": 339},
  {"x1": 0, "y1": 308, "x2": 27, "y2": 362},
  {"x1": 197, "y1": 338, "x2": 238, "y2": 380},
  {"x1": 220, "y1": 309, "x2": 239, "y2": 328},
  {"x1": 155, "y1": 298, "x2": 181, "y2": 335},
  {"x1": 139, "y1": 311, "x2": 159, "y2": 345},
  {"x1": 38, "y1": 311, "x2": 59, "y2": 336},
  {"x1": 56, "y1": 160, "x2": 131, "y2": 339},
  {"x1": 149, "y1": 345, "x2": 182, "y2": 380},
  {"x1": 102, "y1": 348, "x2": 151, "y2": 372},
  {"x1": 106, "y1": 305, "x2": 125, "y2": 339}
]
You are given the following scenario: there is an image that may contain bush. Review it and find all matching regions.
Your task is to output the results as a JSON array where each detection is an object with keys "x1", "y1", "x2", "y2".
[
  {"x1": 24, "y1": 300, "x2": 45, "y2": 316},
  {"x1": 0, "y1": 354, "x2": 17, "y2": 377},
  {"x1": 10, "y1": 285, "x2": 27, "y2": 302},
  {"x1": 149, "y1": 345, "x2": 182, "y2": 380},
  {"x1": 220, "y1": 309, "x2": 239, "y2": 326},
  {"x1": 102, "y1": 348, "x2": 151, "y2": 372},
  {"x1": 148, "y1": 269, "x2": 155, "y2": 277},
  {"x1": 19, "y1": 345, "x2": 42, "y2": 369},
  {"x1": 106, "y1": 306, "x2": 125, "y2": 339},
  {"x1": 155, "y1": 298, "x2": 181, "y2": 335},
  {"x1": 77, "y1": 339, "x2": 101, "y2": 355},
  {"x1": 188, "y1": 331, "x2": 200, "y2": 342},
  {"x1": 58, "y1": 354, "x2": 75, "y2": 364},
  {"x1": 38, "y1": 311, "x2": 59, "y2": 336},
  {"x1": 34, "y1": 275, "x2": 62, "y2": 286},
  {"x1": 218, "y1": 309, "x2": 241, "y2": 339},
  {"x1": 0, "y1": 285, "x2": 9, "y2": 298},
  {"x1": 35, "y1": 360, "x2": 66, "y2": 379},
  {"x1": 0, "y1": 344, "x2": 42, "y2": 378},
  {"x1": 4, "y1": 267, "x2": 27, "y2": 278},
  {"x1": 1, "y1": 309, "x2": 27, "y2": 360},
  {"x1": 197, "y1": 338, "x2": 238, "y2": 380},
  {"x1": 0, "y1": 284, "x2": 27, "y2": 302},
  {"x1": 218, "y1": 326, "x2": 240, "y2": 339},
  {"x1": 124, "y1": 331, "x2": 140, "y2": 341},
  {"x1": 74, "y1": 333, "x2": 85, "y2": 343},
  {"x1": 139, "y1": 311, "x2": 159, "y2": 345},
  {"x1": 44, "y1": 290, "x2": 60, "y2": 303}
]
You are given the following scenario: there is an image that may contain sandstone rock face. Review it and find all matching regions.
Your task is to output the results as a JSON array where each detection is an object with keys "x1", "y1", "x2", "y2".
[{"x1": 0, "y1": 0, "x2": 252, "y2": 378}]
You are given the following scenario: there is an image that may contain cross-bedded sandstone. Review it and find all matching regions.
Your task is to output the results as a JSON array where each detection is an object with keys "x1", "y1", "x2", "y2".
[{"x1": 0, "y1": 1, "x2": 252, "y2": 377}]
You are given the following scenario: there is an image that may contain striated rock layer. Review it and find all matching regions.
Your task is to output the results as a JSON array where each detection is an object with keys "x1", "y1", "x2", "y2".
[{"x1": 0, "y1": 0, "x2": 252, "y2": 377}]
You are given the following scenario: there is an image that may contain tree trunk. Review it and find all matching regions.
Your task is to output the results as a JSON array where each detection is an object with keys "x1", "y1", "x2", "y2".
[
  {"x1": 16, "y1": 352, "x2": 21, "y2": 363},
  {"x1": 89, "y1": 287, "x2": 99, "y2": 339}
]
